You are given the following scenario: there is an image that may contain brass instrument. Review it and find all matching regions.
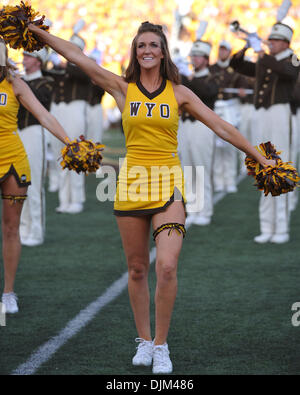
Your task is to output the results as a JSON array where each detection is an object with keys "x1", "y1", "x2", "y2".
[{"x1": 229, "y1": 20, "x2": 270, "y2": 46}]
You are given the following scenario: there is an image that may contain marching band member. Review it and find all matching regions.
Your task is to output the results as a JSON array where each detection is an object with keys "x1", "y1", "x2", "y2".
[
  {"x1": 230, "y1": 22, "x2": 300, "y2": 243},
  {"x1": 238, "y1": 75, "x2": 255, "y2": 174},
  {"x1": 209, "y1": 40, "x2": 245, "y2": 193},
  {"x1": 48, "y1": 33, "x2": 90, "y2": 214},
  {"x1": 18, "y1": 48, "x2": 53, "y2": 247},
  {"x1": 86, "y1": 54, "x2": 105, "y2": 144},
  {"x1": 178, "y1": 40, "x2": 218, "y2": 226}
]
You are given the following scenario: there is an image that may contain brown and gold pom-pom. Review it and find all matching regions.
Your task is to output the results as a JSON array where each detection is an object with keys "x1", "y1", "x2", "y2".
[
  {"x1": 245, "y1": 141, "x2": 300, "y2": 196},
  {"x1": 0, "y1": 1, "x2": 49, "y2": 51},
  {"x1": 60, "y1": 135, "x2": 105, "y2": 174}
]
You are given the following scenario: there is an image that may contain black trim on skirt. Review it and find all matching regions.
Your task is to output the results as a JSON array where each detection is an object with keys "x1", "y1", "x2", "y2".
[
  {"x1": 113, "y1": 187, "x2": 185, "y2": 217},
  {"x1": 0, "y1": 164, "x2": 31, "y2": 187}
]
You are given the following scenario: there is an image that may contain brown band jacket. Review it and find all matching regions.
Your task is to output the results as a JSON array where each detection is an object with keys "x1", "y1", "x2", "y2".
[
  {"x1": 180, "y1": 71, "x2": 219, "y2": 122},
  {"x1": 229, "y1": 48, "x2": 300, "y2": 110},
  {"x1": 18, "y1": 75, "x2": 54, "y2": 130}
]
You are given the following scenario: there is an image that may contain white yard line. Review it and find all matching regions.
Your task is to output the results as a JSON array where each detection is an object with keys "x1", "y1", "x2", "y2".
[{"x1": 11, "y1": 175, "x2": 245, "y2": 375}]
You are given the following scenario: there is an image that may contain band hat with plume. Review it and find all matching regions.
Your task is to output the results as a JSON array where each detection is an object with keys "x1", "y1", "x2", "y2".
[
  {"x1": 72, "y1": 19, "x2": 85, "y2": 35},
  {"x1": 0, "y1": 40, "x2": 6, "y2": 66},
  {"x1": 190, "y1": 40, "x2": 212, "y2": 57},
  {"x1": 219, "y1": 39, "x2": 232, "y2": 51},
  {"x1": 268, "y1": 22, "x2": 293, "y2": 42},
  {"x1": 23, "y1": 47, "x2": 48, "y2": 64},
  {"x1": 196, "y1": 20, "x2": 208, "y2": 40},
  {"x1": 268, "y1": 0, "x2": 293, "y2": 42},
  {"x1": 190, "y1": 20, "x2": 210, "y2": 57},
  {"x1": 70, "y1": 34, "x2": 85, "y2": 51},
  {"x1": 69, "y1": 18, "x2": 85, "y2": 50},
  {"x1": 276, "y1": 0, "x2": 292, "y2": 23}
]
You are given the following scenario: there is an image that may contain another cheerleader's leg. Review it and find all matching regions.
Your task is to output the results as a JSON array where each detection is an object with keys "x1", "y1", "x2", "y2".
[{"x1": 1, "y1": 175, "x2": 27, "y2": 293}]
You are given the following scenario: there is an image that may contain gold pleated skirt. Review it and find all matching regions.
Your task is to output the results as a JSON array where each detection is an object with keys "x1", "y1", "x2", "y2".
[
  {"x1": 114, "y1": 150, "x2": 185, "y2": 216},
  {"x1": 0, "y1": 130, "x2": 31, "y2": 186}
]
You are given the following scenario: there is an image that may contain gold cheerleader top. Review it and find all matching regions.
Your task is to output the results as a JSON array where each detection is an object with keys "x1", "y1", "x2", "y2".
[
  {"x1": 122, "y1": 79, "x2": 179, "y2": 160},
  {"x1": 0, "y1": 77, "x2": 31, "y2": 186},
  {"x1": 0, "y1": 78, "x2": 19, "y2": 133},
  {"x1": 114, "y1": 79, "x2": 185, "y2": 215}
]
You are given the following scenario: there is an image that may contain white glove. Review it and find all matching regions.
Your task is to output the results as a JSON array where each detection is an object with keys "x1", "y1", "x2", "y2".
[
  {"x1": 247, "y1": 33, "x2": 263, "y2": 53},
  {"x1": 177, "y1": 60, "x2": 192, "y2": 77},
  {"x1": 49, "y1": 52, "x2": 62, "y2": 66}
]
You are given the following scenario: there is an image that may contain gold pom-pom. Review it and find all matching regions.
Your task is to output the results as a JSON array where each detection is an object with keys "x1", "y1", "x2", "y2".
[
  {"x1": 245, "y1": 141, "x2": 300, "y2": 196},
  {"x1": 0, "y1": 1, "x2": 49, "y2": 52},
  {"x1": 60, "y1": 135, "x2": 105, "y2": 174}
]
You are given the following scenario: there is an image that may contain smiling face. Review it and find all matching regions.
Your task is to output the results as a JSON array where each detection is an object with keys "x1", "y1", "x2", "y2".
[{"x1": 136, "y1": 32, "x2": 164, "y2": 70}]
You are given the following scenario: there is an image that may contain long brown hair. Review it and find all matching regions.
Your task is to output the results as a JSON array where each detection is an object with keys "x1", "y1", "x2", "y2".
[
  {"x1": 0, "y1": 39, "x2": 17, "y2": 82},
  {"x1": 124, "y1": 21, "x2": 180, "y2": 84}
]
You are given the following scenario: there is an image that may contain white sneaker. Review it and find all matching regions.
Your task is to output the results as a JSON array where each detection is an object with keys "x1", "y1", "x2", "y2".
[
  {"x1": 55, "y1": 205, "x2": 69, "y2": 213},
  {"x1": 48, "y1": 184, "x2": 58, "y2": 193},
  {"x1": 132, "y1": 338, "x2": 153, "y2": 366},
  {"x1": 22, "y1": 237, "x2": 43, "y2": 247},
  {"x1": 152, "y1": 343, "x2": 173, "y2": 374},
  {"x1": 254, "y1": 233, "x2": 272, "y2": 244},
  {"x1": 226, "y1": 185, "x2": 238, "y2": 193},
  {"x1": 20, "y1": 234, "x2": 28, "y2": 244},
  {"x1": 2, "y1": 292, "x2": 19, "y2": 314},
  {"x1": 193, "y1": 215, "x2": 211, "y2": 226},
  {"x1": 185, "y1": 214, "x2": 196, "y2": 227},
  {"x1": 214, "y1": 187, "x2": 225, "y2": 193},
  {"x1": 270, "y1": 233, "x2": 289, "y2": 244},
  {"x1": 66, "y1": 203, "x2": 83, "y2": 214}
]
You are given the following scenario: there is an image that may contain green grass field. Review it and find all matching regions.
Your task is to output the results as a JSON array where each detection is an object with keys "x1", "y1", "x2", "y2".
[{"x1": 1, "y1": 127, "x2": 300, "y2": 375}]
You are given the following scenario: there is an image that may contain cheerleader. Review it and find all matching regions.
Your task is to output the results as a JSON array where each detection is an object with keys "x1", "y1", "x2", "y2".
[
  {"x1": 28, "y1": 22, "x2": 275, "y2": 373},
  {"x1": 0, "y1": 39, "x2": 69, "y2": 314}
]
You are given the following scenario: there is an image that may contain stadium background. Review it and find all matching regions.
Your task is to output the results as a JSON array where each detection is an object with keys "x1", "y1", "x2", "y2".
[
  {"x1": 4, "y1": 0, "x2": 300, "y2": 62},
  {"x1": 4, "y1": 0, "x2": 300, "y2": 115},
  {"x1": 1, "y1": 0, "x2": 300, "y2": 376}
]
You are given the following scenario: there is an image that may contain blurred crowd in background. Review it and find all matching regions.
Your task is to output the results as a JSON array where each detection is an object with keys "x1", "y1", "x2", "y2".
[{"x1": 4, "y1": 0, "x2": 300, "y2": 116}]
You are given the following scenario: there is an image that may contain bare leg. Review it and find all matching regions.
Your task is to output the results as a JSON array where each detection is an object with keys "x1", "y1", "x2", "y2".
[
  {"x1": 152, "y1": 201, "x2": 185, "y2": 345},
  {"x1": 1, "y1": 176, "x2": 27, "y2": 293},
  {"x1": 116, "y1": 214, "x2": 152, "y2": 340}
]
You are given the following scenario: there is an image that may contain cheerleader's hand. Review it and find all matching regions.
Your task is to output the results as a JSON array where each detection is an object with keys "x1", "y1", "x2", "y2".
[
  {"x1": 27, "y1": 23, "x2": 39, "y2": 32},
  {"x1": 60, "y1": 135, "x2": 105, "y2": 174},
  {"x1": 0, "y1": 3, "x2": 49, "y2": 51},
  {"x1": 245, "y1": 142, "x2": 299, "y2": 196},
  {"x1": 261, "y1": 158, "x2": 276, "y2": 168}
]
